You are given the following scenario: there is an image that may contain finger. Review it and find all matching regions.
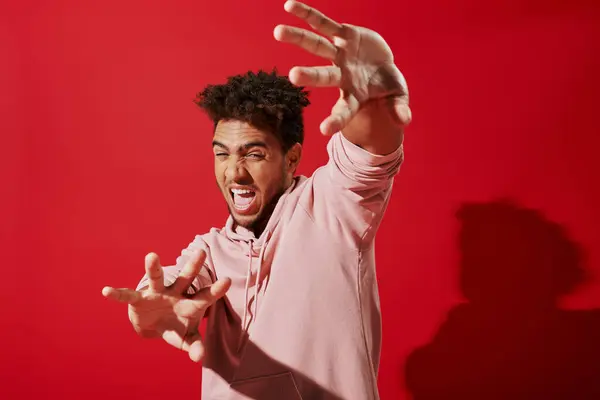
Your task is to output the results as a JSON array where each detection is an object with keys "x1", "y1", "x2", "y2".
[
  {"x1": 273, "y1": 25, "x2": 337, "y2": 61},
  {"x1": 170, "y1": 250, "x2": 207, "y2": 294},
  {"x1": 283, "y1": 0, "x2": 343, "y2": 38},
  {"x1": 320, "y1": 94, "x2": 360, "y2": 136},
  {"x1": 145, "y1": 252, "x2": 164, "y2": 292},
  {"x1": 102, "y1": 286, "x2": 142, "y2": 304},
  {"x1": 162, "y1": 329, "x2": 205, "y2": 362},
  {"x1": 187, "y1": 334, "x2": 205, "y2": 362},
  {"x1": 173, "y1": 277, "x2": 230, "y2": 320},
  {"x1": 289, "y1": 66, "x2": 341, "y2": 88},
  {"x1": 192, "y1": 277, "x2": 232, "y2": 306}
]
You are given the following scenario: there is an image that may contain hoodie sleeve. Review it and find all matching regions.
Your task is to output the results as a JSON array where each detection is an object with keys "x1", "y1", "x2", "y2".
[
  {"x1": 308, "y1": 132, "x2": 404, "y2": 249},
  {"x1": 135, "y1": 235, "x2": 215, "y2": 294}
]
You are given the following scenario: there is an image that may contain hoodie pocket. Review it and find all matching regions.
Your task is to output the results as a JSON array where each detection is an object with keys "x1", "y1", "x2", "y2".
[{"x1": 230, "y1": 371, "x2": 303, "y2": 400}]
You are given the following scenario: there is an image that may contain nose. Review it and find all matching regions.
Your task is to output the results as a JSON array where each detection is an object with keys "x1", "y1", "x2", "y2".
[{"x1": 225, "y1": 157, "x2": 251, "y2": 184}]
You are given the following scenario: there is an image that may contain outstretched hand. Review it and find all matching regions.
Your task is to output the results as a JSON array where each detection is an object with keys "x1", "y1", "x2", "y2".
[
  {"x1": 102, "y1": 251, "x2": 231, "y2": 362},
  {"x1": 274, "y1": 0, "x2": 411, "y2": 136}
]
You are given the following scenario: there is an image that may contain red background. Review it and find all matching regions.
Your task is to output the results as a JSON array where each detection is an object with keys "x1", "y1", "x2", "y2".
[{"x1": 2, "y1": 0, "x2": 599, "y2": 399}]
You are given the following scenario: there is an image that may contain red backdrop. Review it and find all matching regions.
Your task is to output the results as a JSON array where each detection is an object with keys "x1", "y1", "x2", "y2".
[{"x1": 2, "y1": 0, "x2": 599, "y2": 399}]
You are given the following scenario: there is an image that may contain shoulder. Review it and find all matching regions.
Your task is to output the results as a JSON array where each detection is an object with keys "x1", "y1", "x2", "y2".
[
  {"x1": 176, "y1": 229, "x2": 224, "y2": 260},
  {"x1": 190, "y1": 227, "x2": 226, "y2": 250}
]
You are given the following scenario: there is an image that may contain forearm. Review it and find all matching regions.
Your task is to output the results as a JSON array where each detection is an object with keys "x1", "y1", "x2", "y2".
[{"x1": 341, "y1": 97, "x2": 405, "y2": 156}]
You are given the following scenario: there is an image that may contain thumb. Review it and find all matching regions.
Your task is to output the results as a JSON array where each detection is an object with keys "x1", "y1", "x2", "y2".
[
  {"x1": 186, "y1": 332, "x2": 205, "y2": 362},
  {"x1": 161, "y1": 328, "x2": 206, "y2": 362}
]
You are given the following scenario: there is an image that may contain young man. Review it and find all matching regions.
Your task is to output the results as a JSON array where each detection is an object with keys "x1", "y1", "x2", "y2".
[{"x1": 102, "y1": 1, "x2": 411, "y2": 399}]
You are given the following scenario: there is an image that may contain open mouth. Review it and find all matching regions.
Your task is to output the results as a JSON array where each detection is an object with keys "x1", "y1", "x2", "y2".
[{"x1": 231, "y1": 188, "x2": 257, "y2": 214}]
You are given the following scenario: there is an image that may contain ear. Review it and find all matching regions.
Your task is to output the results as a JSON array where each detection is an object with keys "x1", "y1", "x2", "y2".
[{"x1": 285, "y1": 143, "x2": 302, "y2": 175}]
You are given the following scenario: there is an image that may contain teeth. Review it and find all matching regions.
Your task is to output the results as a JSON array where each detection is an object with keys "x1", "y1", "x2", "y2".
[{"x1": 231, "y1": 189, "x2": 254, "y2": 195}]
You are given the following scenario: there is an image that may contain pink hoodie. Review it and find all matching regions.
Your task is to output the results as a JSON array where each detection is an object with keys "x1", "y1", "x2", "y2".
[{"x1": 137, "y1": 132, "x2": 403, "y2": 399}]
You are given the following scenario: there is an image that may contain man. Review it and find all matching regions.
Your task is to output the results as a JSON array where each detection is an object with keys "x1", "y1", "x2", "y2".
[{"x1": 102, "y1": 1, "x2": 411, "y2": 399}]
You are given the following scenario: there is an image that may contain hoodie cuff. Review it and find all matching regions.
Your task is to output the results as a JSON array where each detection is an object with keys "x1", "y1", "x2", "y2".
[{"x1": 338, "y1": 132, "x2": 403, "y2": 167}]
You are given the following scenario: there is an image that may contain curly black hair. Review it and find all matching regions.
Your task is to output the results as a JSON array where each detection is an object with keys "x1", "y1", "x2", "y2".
[{"x1": 194, "y1": 69, "x2": 310, "y2": 151}]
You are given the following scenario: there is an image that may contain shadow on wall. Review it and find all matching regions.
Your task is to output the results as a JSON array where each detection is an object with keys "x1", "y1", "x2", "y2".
[{"x1": 405, "y1": 199, "x2": 600, "y2": 400}]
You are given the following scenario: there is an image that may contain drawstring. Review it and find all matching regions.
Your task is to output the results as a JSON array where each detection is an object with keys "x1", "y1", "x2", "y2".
[
  {"x1": 241, "y1": 240, "x2": 253, "y2": 336},
  {"x1": 254, "y1": 242, "x2": 267, "y2": 321},
  {"x1": 238, "y1": 235, "x2": 270, "y2": 352}
]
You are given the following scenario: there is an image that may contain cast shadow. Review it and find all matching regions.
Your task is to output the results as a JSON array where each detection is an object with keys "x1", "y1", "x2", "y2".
[
  {"x1": 201, "y1": 300, "x2": 345, "y2": 400},
  {"x1": 405, "y1": 199, "x2": 600, "y2": 400}
]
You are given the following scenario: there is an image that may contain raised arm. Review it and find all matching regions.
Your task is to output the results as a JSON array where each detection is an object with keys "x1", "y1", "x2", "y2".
[
  {"x1": 274, "y1": 0, "x2": 411, "y2": 155},
  {"x1": 275, "y1": 1, "x2": 411, "y2": 248}
]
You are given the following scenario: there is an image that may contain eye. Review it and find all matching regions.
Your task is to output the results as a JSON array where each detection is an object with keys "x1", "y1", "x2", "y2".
[
  {"x1": 215, "y1": 152, "x2": 228, "y2": 157},
  {"x1": 247, "y1": 153, "x2": 265, "y2": 159}
]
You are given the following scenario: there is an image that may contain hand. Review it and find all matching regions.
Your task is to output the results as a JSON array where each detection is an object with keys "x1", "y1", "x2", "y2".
[
  {"x1": 274, "y1": 0, "x2": 411, "y2": 136},
  {"x1": 102, "y1": 251, "x2": 231, "y2": 362}
]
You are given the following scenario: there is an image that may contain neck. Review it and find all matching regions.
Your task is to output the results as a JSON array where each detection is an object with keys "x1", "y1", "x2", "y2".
[{"x1": 250, "y1": 219, "x2": 268, "y2": 238}]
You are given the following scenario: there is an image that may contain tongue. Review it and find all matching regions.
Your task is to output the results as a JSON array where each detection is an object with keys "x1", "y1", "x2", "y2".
[{"x1": 234, "y1": 193, "x2": 254, "y2": 207}]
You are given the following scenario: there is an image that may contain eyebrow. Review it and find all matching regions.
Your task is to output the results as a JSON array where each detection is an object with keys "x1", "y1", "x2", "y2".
[{"x1": 211, "y1": 140, "x2": 268, "y2": 152}]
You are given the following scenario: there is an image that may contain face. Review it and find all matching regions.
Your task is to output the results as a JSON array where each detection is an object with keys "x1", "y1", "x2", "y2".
[{"x1": 212, "y1": 120, "x2": 301, "y2": 233}]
